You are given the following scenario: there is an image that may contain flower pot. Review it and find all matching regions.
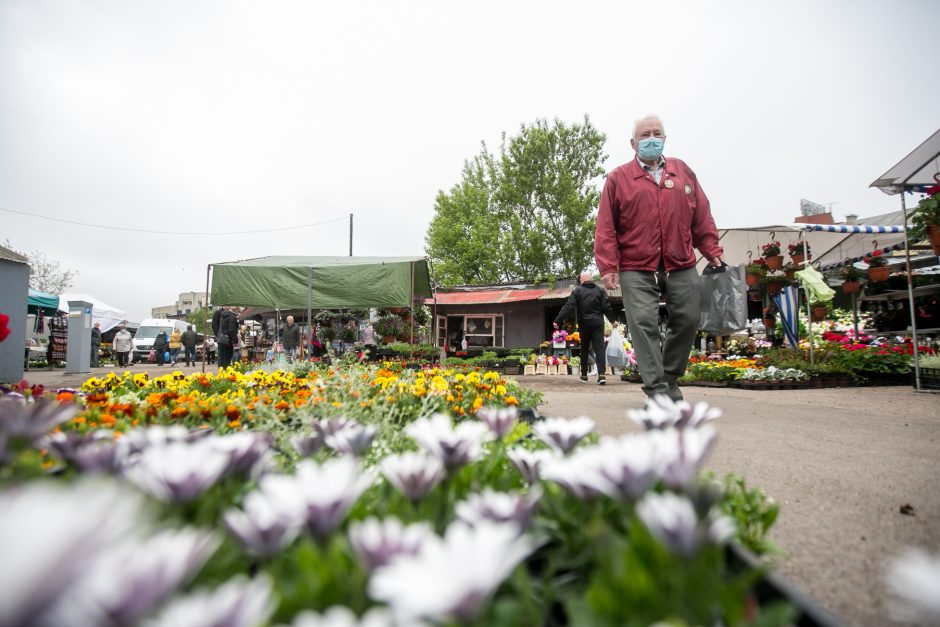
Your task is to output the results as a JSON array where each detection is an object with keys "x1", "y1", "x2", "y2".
[
  {"x1": 381, "y1": 335, "x2": 396, "y2": 344},
  {"x1": 927, "y1": 224, "x2": 940, "y2": 255},
  {"x1": 867, "y1": 266, "x2": 890, "y2": 283},
  {"x1": 746, "y1": 273, "x2": 762, "y2": 287},
  {"x1": 842, "y1": 280, "x2": 860, "y2": 294},
  {"x1": 784, "y1": 268, "x2": 796, "y2": 280},
  {"x1": 764, "y1": 280, "x2": 783, "y2": 296},
  {"x1": 811, "y1": 307, "x2": 828, "y2": 322},
  {"x1": 790, "y1": 254, "x2": 805, "y2": 266},
  {"x1": 764, "y1": 255, "x2": 784, "y2": 270}
]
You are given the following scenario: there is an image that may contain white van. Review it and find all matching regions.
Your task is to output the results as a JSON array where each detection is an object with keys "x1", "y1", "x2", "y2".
[{"x1": 132, "y1": 318, "x2": 190, "y2": 363}]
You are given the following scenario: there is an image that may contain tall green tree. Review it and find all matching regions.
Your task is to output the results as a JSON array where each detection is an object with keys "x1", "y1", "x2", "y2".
[{"x1": 426, "y1": 116, "x2": 606, "y2": 286}]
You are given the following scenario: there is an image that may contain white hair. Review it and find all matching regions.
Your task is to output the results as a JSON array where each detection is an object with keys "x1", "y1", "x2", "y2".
[{"x1": 632, "y1": 114, "x2": 665, "y2": 138}]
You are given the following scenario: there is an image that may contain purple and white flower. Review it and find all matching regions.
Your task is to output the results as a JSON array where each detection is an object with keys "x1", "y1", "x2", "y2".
[
  {"x1": 325, "y1": 423, "x2": 378, "y2": 457},
  {"x1": 539, "y1": 453, "x2": 607, "y2": 501},
  {"x1": 348, "y1": 517, "x2": 434, "y2": 571},
  {"x1": 627, "y1": 395, "x2": 721, "y2": 430},
  {"x1": 290, "y1": 606, "x2": 397, "y2": 627},
  {"x1": 143, "y1": 575, "x2": 275, "y2": 627},
  {"x1": 405, "y1": 413, "x2": 491, "y2": 469},
  {"x1": 260, "y1": 457, "x2": 374, "y2": 539},
  {"x1": 636, "y1": 492, "x2": 734, "y2": 557},
  {"x1": 532, "y1": 416, "x2": 595, "y2": 454},
  {"x1": 45, "y1": 430, "x2": 130, "y2": 473},
  {"x1": 45, "y1": 528, "x2": 220, "y2": 627},
  {"x1": 223, "y1": 489, "x2": 302, "y2": 558},
  {"x1": 476, "y1": 406, "x2": 518, "y2": 439},
  {"x1": 124, "y1": 439, "x2": 231, "y2": 503},
  {"x1": 0, "y1": 479, "x2": 143, "y2": 626},
  {"x1": 209, "y1": 432, "x2": 273, "y2": 477},
  {"x1": 652, "y1": 426, "x2": 717, "y2": 489},
  {"x1": 884, "y1": 548, "x2": 940, "y2": 625},
  {"x1": 380, "y1": 452, "x2": 445, "y2": 502},
  {"x1": 0, "y1": 396, "x2": 76, "y2": 460},
  {"x1": 506, "y1": 447, "x2": 557, "y2": 484},
  {"x1": 291, "y1": 432, "x2": 326, "y2": 457},
  {"x1": 455, "y1": 488, "x2": 541, "y2": 531},
  {"x1": 369, "y1": 520, "x2": 534, "y2": 623}
]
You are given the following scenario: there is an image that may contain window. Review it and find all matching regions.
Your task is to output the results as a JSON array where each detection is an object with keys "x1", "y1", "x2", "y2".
[{"x1": 464, "y1": 314, "x2": 503, "y2": 348}]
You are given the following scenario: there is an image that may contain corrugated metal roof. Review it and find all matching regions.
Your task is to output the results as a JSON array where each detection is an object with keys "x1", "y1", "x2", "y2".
[
  {"x1": 540, "y1": 285, "x2": 622, "y2": 300},
  {"x1": 0, "y1": 244, "x2": 28, "y2": 265},
  {"x1": 429, "y1": 288, "x2": 548, "y2": 305}
]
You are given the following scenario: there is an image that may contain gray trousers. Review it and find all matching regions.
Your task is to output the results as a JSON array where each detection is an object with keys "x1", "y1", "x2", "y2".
[{"x1": 620, "y1": 266, "x2": 700, "y2": 401}]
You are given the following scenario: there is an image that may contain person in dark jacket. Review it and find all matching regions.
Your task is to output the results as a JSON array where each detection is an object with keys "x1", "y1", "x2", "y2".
[
  {"x1": 90, "y1": 322, "x2": 101, "y2": 368},
  {"x1": 181, "y1": 325, "x2": 198, "y2": 366},
  {"x1": 280, "y1": 315, "x2": 301, "y2": 362},
  {"x1": 554, "y1": 272, "x2": 615, "y2": 385},
  {"x1": 212, "y1": 307, "x2": 239, "y2": 368},
  {"x1": 152, "y1": 330, "x2": 169, "y2": 367}
]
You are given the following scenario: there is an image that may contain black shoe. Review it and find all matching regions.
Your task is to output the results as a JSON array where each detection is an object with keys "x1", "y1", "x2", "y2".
[
  {"x1": 580, "y1": 374, "x2": 588, "y2": 382},
  {"x1": 598, "y1": 376, "x2": 606, "y2": 385}
]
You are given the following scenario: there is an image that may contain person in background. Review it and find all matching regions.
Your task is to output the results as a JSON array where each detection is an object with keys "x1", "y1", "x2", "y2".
[
  {"x1": 90, "y1": 322, "x2": 101, "y2": 368},
  {"x1": 153, "y1": 329, "x2": 169, "y2": 367},
  {"x1": 204, "y1": 336, "x2": 217, "y2": 365},
  {"x1": 361, "y1": 321, "x2": 376, "y2": 359},
  {"x1": 212, "y1": 306, "x2": 239, "y2": 368},
  {"x1": 181, "y1": 324, "x2": 198, "y2": 367},
  {"x1": 554, "y1": 271, "x2": 615, "y2": 385},
  {"x1": 112, "y1": 325, "x2": 133, "y2": 368},
  {"x1": 594, "y1": 114, "x2": 723, "y2": 401},
  {"x1": 281, "y1": 315, "x2": 301, "y2": 362},
  {"x1": 168, "y1": 327, "x2": 182, "y2": 366}
]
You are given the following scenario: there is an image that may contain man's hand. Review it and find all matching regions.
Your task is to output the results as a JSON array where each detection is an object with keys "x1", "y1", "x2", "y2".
[
  {"x1": 709, "y1": 255, "x2": 724, "y2": 267},
  {"x1": 602, "y1": 272, "x2": 620, "y2": 289}
]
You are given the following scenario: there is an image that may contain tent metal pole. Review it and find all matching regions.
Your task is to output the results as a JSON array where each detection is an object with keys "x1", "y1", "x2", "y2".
[
  {"x1": 409, "y1": 261, "x2": 415, "y2": 360},
  {"x1": 307, "y1": 267, "x2": 313, "y2": 362},
  {"x1": 202, "y1": 264, "x2": 210, "y2": 374},
  {"x1": 900, "y1": 192, "x2": 921, "y2": 390},
  {"x1": 802, "y1": 238, "x2": 814, "y2": 365},
  {"x1": 851, "y1": 292, "x2": 859, "y2": 338}
]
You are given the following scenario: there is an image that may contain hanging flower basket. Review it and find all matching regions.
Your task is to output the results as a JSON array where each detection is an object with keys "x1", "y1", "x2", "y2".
[
  {"x1": 765, "y1": 255, "x2": 784, "y2": 270},
  {"x1": 841, "y1": 280, "x2": 860, "y2": 294},
  {"x1": 810, "y1": 306, "x2": 828, "y2": 322},
  {"x1": 867, "y1": 266, "x2": 890, "y2": 283},
  {"x1": 928, "y1": 224, "x2": 940, "y2": 255}
]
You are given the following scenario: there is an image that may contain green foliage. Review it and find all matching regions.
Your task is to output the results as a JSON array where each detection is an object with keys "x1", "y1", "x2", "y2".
[
  {"x1": 909, "y1": 194, "x2": 940, "y2": 242},
  {"x1": 426, "y1": 116, "x2": 607, "y2": 285},
  {"x1": 183, "y1": 306, "x2": 213, "y2": 335},
  {"x1": 383, "y1": 342, "x2": 439, "y2": 361},
  {"x1": 718, "y1": 474, "x2": 781, "y2": 556}
]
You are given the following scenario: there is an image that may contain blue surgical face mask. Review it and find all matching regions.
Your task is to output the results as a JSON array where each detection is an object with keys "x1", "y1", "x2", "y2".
[{"x1": 637, "y1": 136, "x2": 664, "y2": 160}]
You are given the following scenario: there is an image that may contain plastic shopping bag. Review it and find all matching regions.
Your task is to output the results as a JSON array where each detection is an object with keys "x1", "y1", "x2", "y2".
[
  {"x1": 700, "y1": 263, "x2": 748, "y2": 335},
  {"x1": 605, "y1": 326, "x2": 628, "y2": 368}
]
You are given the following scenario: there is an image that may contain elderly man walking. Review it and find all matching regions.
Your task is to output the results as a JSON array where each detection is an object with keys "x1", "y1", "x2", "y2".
[
  {"x1": 553, "y1": 272, "x2": 615, "y2": 385},
  {"x1": 595, "y1": 115, "x2": 723, "y2": 401},
  {"x1": 281, "y1": 315, "x2": 301, "y2": 362}
]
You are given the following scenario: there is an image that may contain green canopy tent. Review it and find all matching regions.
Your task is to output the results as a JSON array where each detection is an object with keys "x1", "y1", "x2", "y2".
[
  {"x1": 27, "y1": 288, "x2": 60, "y2": 314},
  {"x1": 207, "y1": 256, "x2": 432, "y2": 362}
]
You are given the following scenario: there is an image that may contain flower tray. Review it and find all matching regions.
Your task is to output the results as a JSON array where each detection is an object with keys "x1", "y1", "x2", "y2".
[
  {"x1": 858, "y1": 372, "x2": 911, "y2": 387},
  {"x1": 679, "y1": 380, "x2": 729, "y2": 388},
  {"x1": 916, "y1": 367, "x2": 940, "y2": 390},
  {"x1": 728, "y1": 381, "x2": 813, "y2": 390}
]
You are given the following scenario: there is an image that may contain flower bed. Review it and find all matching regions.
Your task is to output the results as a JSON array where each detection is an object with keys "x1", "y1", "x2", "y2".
[{"x1": 0, "y1": 365, "x2": 794, "y2": 626}]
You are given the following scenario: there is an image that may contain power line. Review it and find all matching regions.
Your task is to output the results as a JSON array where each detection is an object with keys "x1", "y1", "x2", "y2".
[{"x1": 0, "y1": 206, "x2": 348, "y2": 235}]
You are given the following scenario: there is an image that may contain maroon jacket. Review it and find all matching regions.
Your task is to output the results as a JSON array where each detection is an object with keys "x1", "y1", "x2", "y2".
[{"x1": 594, "y1": 157, "x2": 723, "y2": 274}]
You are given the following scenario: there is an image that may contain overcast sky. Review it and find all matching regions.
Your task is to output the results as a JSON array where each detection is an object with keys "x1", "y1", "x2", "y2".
[{"x1": 1, "y1": 0, "x2": 938, "y2": 321}]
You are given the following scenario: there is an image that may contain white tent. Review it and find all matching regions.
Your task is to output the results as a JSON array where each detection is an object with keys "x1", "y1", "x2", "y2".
[
  {"x1": 58, "y1": 293, "x2": 128, "y2": 333},
  {"x1": 869, "y1": 128, "x2": 940, "y2": 392}
]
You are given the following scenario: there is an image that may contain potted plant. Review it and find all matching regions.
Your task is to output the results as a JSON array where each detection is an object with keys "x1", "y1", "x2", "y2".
[
  {"x1": 374, "y1": 315, "x2": 403, "y2": 343},
  {"x1": 809, "y1": 301, "x2": 829, "y2": 322},
  {"x1": 788, "y1": 242, "x2": 811, "y2": 266},
  {"x1": 865, "y1": 250, "x2": 890, "y2": 283},
  {"x1": 838, "y1": 265, "x2": 865, "y2": 294},
  {"x1": 909, "y1": 193, "x2": 940, "y2": 255},
  {"x1": 340, "y1": 325, "x2": 358, "y2": 343},
  {"x1": 783, "y1": 262, "x2": 798, "y2": 280},
  {"x1": 759, "y1": 272, "x2": 790, "y2": 296},
  {"x1": 745, "y1": 258, "x2": 768, "y2": 287},
  {"x1": 761, "y1": 241, "x2": 784, "y2": 270}
]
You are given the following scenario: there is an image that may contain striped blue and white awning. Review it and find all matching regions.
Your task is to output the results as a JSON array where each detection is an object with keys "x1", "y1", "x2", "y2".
[{"x1": 801, "y1": 224, "x2": 906, "y2": 234}]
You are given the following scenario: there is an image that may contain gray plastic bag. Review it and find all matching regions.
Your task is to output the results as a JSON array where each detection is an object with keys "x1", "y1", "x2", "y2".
[{"x1": 699, "y1": 263, "x2": 748, "y2": 335}]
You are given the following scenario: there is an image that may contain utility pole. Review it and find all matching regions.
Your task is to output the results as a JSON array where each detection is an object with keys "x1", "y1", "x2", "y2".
[{"x1": 349, "y1": 213, "x2": 353, "y2": 256}]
